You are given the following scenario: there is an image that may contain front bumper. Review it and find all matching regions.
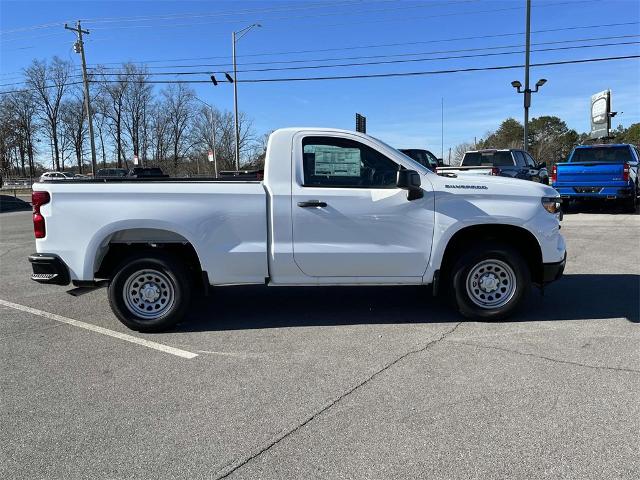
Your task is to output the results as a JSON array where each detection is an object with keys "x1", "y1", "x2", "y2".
[
  {"x1": 29, "y1": 253, "x2": 70, "y2": 285},
  {"x1": 542, "y1": 251, "x2": 566, "y2": 284}
]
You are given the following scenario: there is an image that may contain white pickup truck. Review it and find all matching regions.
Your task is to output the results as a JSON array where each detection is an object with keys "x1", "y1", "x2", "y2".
[{"x1": 30, "y1": 128, "x2": 566, "y2": 331}]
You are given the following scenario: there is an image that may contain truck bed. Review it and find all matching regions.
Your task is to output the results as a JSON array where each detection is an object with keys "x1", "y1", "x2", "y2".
[
  {"x1": 33, "y1": 180, "x2": 268, "y2": 284},
  {"x1": 436, "y1": 166, "x2": 494, "y2": 176}
]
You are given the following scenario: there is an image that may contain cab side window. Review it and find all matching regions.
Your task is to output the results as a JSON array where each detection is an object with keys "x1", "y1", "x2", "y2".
[
  {"x1": 302, "y1": 136, "x2": 399, "y2": 188},
  {"x1": 524, "y1": 152, "x2": 537, "y2": 167},
  {"x1": 513, "y1": 151, "x2": 526, "y2": 167}
]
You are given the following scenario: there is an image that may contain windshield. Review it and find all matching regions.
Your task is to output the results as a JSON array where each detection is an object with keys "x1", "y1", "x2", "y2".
[
  {"x1": 463, "y1": 151, "x2": 513, "y2": 166},
  {"x1": 570, "y1": 146, "x2": 632, "y2": 163}
]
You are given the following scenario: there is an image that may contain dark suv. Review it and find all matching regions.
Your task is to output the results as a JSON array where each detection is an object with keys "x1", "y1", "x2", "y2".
[
  {"x1": 460, "y1": 149, "x2": 549, "y2": 184},
  {"x1": 399, "y1": 149, "x2": 442, "y2": 171}
]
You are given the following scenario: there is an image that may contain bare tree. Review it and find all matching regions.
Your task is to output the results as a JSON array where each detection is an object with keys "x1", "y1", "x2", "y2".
[
  {"x1": 60, "y1": 97, "x2": 87, "y2": 173},
  {"x1": 121, "y1": 63, "x2": 153, "y2": 165},
  {"x1": 452, "y1": 141, "x2": 475, "y2": 166},
  {"x1": 0, "y1": 95, "x2": 19, "y2": 177},
  {"x1": 162, "y1": 84, "x2": 195, "y2": 167},
  {"x1": 92, "y1": 92, "x2": 109, "y2": 168},
  {"x1": 148, "y1": 100, "x2": 171, "y2": 163},
  {"x1": 97, "y1": 66, "x2": 128, "y2": 167},
  {"x1": 4, "y1": 91, "x2": 39, "y2": 177},
  {"x1": 24, "y1": 57, "x2": 72, "y2": 171}
]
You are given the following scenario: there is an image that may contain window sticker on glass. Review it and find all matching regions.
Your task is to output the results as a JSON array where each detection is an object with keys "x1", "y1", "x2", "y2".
[{"x1": 305, "y1": 145, "x2": 361, "y2": 177}]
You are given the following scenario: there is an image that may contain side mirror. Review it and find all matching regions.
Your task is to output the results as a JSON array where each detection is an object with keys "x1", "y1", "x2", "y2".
[
  {"x1": 397, "y1": 169, "x2": 423, "y2": 200},
  {"x1": 539, "y1": 161, "x2": 547, "y2": 168}
]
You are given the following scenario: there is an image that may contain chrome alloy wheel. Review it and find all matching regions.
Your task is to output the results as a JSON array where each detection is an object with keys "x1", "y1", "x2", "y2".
[
  {"x1": 123, "y1": 269, "x2": 175, "y2": 319},
  {"x1": 465, "y1": 259, "x2": 517, "y2": 309}
]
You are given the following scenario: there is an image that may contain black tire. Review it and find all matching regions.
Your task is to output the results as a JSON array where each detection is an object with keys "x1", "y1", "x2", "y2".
[
  {"x1": 450, "y1": 243, "x2": 531, "y2": 321},
  {"x1": 623, "y1": 187, "x2": 637, "y2": 213},
  {"x1": 562, "y1": 200, "x2": 576, "y2": 214},
  {"x1": 108, "y1": 253, "x2": 192, "y2": 332}
]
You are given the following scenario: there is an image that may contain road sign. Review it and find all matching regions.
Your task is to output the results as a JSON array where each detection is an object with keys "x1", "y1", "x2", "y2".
[
  {"x1": 133, "y1": 155, "x2": 139, "y2": 165},
  {"x1": 590, "y1": 90, "x2": 611, "y2": 139},
  {"x1": 208, "y1": 151, "x2": 214, "y2": 162},
  {"x1": 355, "y1": 113, "x2": 366, "y2": 134}
]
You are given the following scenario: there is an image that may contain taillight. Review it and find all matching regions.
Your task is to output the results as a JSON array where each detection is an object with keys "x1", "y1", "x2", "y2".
[
  {"x1": 622, "y1": 163, "x2": 630, "y2": 182},
  {"x1": 550, "y1": 165, "x2": 557, "y2": 185},
  {"x1": 491, "y1": 167, "x2": 500, "y2": 176},
  {"x1": 32, "y1": 191, "x2": 50, "y2": 239}
]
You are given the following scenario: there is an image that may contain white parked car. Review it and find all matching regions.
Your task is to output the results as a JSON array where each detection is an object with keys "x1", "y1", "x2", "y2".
[
  {"x1": 30, "y1": 128, "x2": 566, "y2": 331},
  {"x1": 39, "y1": 171, "x2": 76, "y2": 182}
]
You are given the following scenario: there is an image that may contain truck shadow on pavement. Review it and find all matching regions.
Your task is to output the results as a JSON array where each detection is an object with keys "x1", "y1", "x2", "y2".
[
  {"x1": 0, "y1": 195, "x2": 31, "y2": 213},
  {"x1": 182, "y1": 274, "x2": 639, "y2": 331},
  {"x1": 563, "y1": 203, "x2": 639, "y2": 215}
]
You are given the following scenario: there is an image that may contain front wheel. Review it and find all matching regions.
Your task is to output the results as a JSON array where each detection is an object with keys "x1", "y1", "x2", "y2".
[
  {"x1": 450, "y1": 244, "x2": 531, "y2": 321},
  {"x1": 108, "y1": 254, "x2": 191, "y2": 332}
]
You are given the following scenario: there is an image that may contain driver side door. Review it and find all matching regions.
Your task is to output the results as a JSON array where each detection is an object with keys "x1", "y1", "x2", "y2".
[{"x1": 291, "y1": 133, "x2": 434, "y2": 280}]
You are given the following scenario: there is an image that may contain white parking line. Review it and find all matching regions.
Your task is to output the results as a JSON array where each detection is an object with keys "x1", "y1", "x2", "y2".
[{"x1": 0, "y1": 299, "x2": 198, "y2": 359}]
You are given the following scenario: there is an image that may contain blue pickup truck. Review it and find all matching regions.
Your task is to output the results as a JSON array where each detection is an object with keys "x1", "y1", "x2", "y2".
[{"x1": 552, "y1": 144, "x2": 639, "y2": 212}]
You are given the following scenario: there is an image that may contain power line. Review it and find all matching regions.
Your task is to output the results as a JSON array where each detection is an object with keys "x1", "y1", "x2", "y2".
[
  {"x1": 6, "y1": 37, "x2": 636, "y2": 89},
  {"x1": 86, "y1": 21, "x2": 640, "y2": 66},
  {"x1": 2, "y1": 55, "x2": 637, "y2": 95},
  {"x1": 7, "y1": 38, "x2": 639, "y2": 89},
  {"x1": 86, "y1": 0, "x2": 481, "y2": 31},
  {"x1": 0, "y1": 81, "x2": 84, "y2": 95},
  {"x1": 89, "y1": 34, "x2": 640, "y2": 72},
  {"x1": 81, "y1": 0, "x2": 589, "y2": 34},
  {"x1": 86, "y1": 54, "x2": 639, "y2": 84},
  {"x1": 317, "y1": 0, "x2": 596, "y2": 30},
  {"x1": 236, "y1": 55, "x2": 640, "y2": 83},
  {"x1": 0, "y1": 0, "x2": 375, "y2": 35},
  {"x1": 79, "y1": 0, "x2": 376, "y2": 24},
  {"x1": 4, "y1": 32, "x2": 638, "y2": 88},
  {"x1": 228, "y1": 40, "x2": 640, "y2": 74}
]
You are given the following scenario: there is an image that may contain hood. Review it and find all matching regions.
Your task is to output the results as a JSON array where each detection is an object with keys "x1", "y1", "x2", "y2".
[{"x1": 430, "y1": 172, "x2": 558, "y2": 198}]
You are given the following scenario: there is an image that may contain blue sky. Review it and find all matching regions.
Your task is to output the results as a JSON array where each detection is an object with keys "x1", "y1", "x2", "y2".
[{"x1": 2, "y1": 0, "x2": 639, "y2": 157}]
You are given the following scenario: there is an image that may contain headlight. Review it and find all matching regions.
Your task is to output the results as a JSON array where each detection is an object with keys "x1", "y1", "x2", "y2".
[{"x1": 541, "y1": 196, "x2": 561, "y2": 214}]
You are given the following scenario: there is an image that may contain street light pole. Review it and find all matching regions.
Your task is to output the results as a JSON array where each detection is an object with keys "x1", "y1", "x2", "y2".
[
  {"x1": 511, "y1": 1, "x2": 547, "y2": 152},
  {"x1": 232, "y1": 31, "x2": 239, "y2": 170},
  {"x1": 523, "y1": 0, "x2": 531, "y2": 152},
  {"x1": 232, "y1": 23, "x2": 261, "y2": 170}
]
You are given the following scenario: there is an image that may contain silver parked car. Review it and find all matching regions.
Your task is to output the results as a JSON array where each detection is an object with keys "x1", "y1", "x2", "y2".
[{"x1": 39, "y1": 172, "x2": 76, "y2": 182}]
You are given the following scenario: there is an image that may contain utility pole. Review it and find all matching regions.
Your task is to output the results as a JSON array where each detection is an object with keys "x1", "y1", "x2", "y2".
[
  {"x1": 65, "y1": 20, "x2": 97, "y2": 175},
  {"x1": 523, "y1": 0, "x2": 531, "y2": 152}
]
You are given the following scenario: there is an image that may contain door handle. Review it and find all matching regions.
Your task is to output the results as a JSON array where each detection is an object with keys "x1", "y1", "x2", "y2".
[{"x1": 297, "y1": 200, "x2": 327, "y2": 208}]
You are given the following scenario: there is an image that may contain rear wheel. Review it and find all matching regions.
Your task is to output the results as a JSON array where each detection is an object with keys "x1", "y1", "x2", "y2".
[
  {"x1": 450, "y1": 243, "x2": 530, "y2": 320},
  {"x1": 108, "y1": 254, "x2": 191, "y2": 332}
]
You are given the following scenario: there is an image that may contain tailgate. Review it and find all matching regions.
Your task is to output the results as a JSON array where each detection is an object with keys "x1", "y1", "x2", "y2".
[
  {"x1": 556, "y1": 162, "x2": 625, "y2": 184},
  {"x1": 436, "y1": 166, "x2": 492, "y2": 176}
]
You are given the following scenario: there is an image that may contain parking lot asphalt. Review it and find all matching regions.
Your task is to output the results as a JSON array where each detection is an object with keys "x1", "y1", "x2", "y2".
[{"x1": 1, "y1": 208, "x2": 638, "y2": 479}]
